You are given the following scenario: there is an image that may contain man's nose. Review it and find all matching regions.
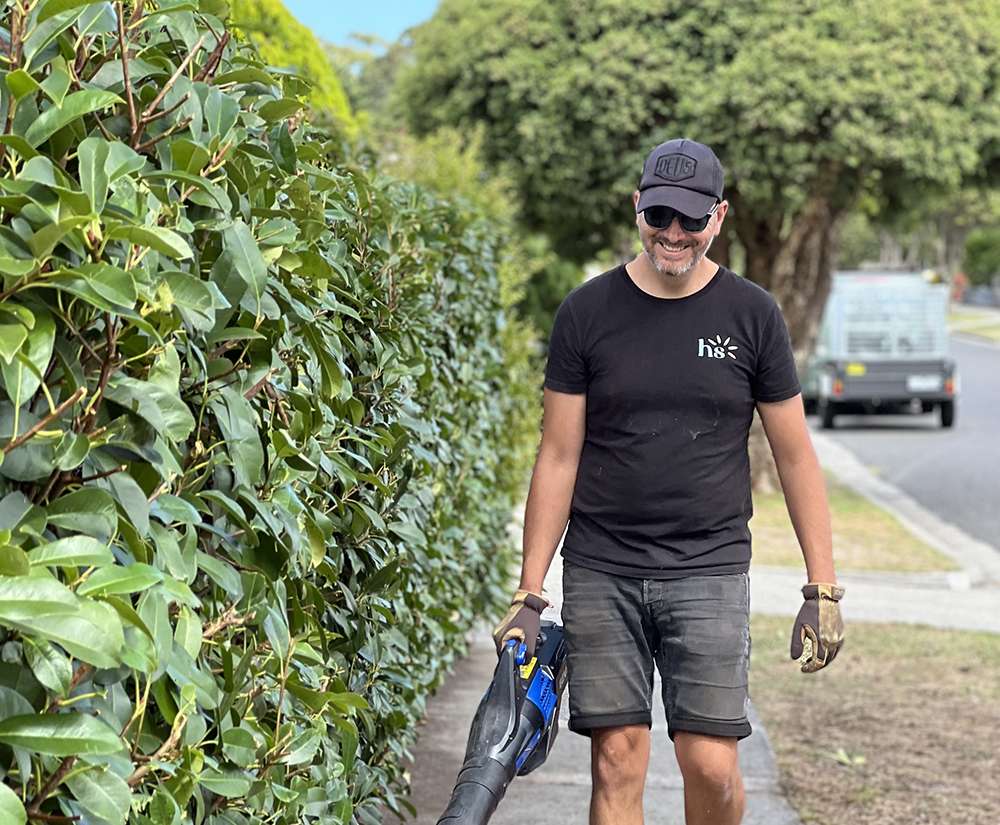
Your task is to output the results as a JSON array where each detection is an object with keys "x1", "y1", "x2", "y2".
[{"x1": 662, "y1": 217, "x2": 687, "y2": 239}]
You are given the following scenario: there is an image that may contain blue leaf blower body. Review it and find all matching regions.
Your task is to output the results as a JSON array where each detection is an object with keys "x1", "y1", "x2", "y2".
[{"x1": 436, "y1": 620, "x2": 569, "y2": 824}]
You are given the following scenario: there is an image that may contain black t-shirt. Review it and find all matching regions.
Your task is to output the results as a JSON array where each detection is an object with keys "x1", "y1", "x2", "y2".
[{"x1": 544, "y1": 263, "x2": 801, "y2": 579}]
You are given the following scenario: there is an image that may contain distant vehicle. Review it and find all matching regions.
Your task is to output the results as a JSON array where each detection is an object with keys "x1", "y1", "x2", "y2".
[{"x1": 802, "y1": 270, "x2": 958, "y2": 429}]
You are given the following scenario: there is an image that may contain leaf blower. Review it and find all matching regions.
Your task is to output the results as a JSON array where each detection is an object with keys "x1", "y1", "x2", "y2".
[{"x1": 435, "y1": 620, "x2": 569, "y2": 825}]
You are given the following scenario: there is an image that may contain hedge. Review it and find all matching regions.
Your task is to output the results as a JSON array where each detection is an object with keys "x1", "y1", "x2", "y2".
[{"x1": 0, "y1": 2, "x2": 537, "y2": 823}]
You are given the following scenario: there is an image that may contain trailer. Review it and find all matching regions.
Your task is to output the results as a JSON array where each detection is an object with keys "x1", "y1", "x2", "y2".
[{"x1": 802, "y1": 271, "x2": 958, "y2": 429}]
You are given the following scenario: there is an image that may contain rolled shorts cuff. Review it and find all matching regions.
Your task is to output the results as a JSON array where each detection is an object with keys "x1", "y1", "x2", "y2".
[
  {"x1": 668, "y1": 715, "x2": 752, "y2": 742},
  {"x1": 569, "y1": 710, "x2": 652, "y2": 736}
]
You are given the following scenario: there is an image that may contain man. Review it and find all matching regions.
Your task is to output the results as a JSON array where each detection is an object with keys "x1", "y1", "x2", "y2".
[{"x1": 493, "y1": 138, "x2": 844, "y2": 825}]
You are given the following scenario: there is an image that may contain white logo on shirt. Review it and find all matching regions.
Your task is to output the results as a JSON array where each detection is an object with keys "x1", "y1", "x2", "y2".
[{"x1": 698, "y1": 335, "x2": 738, "y2": 360}]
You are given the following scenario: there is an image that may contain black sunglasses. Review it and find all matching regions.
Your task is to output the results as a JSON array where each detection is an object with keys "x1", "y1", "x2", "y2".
[{"x1": 643, "y1": 203, "x2": 719, "y2": 232}]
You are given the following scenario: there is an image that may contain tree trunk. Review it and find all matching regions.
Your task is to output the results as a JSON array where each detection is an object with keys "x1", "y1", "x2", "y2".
[
  {"x1": 712, "y1": 220, "x2": 734, "y2": 269},
  {"x1": 939, "y1": 214, "x2": 967, "y2": 276},
  {"x1": 879, "y1": 231, "x2": 904, "y2": 268},
  {"x1": 748, "y1": 411, "x2": 780, "y2": 495},
  {"x1": 729, "y1": 193, "x2": 845, "y2": 492}
]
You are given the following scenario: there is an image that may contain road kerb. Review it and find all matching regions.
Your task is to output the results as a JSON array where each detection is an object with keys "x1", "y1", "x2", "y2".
[{"x1": 811, "y1": 431, "x2": 1000, "y2": 586}]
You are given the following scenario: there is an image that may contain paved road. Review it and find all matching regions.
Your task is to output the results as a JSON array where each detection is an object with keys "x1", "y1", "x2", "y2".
[{"x1": 811, "y1": 335, "x2": 1000, "y2": 552}]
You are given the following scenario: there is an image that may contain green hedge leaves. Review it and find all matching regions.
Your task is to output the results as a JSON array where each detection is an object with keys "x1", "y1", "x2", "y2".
[{"x1": 0, "y1": 1, "x2": 537, "y2": 822}]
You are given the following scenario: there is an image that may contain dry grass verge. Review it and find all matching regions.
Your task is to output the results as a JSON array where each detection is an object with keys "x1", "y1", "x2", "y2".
[
  {"x1": 958, "y1": 322, "x2": 1000, "y2": 342},
  {"x1": 750, "y1": 615, "x2": 1000, "y2": 825},
  {"x1": 750, "y1": 476, "x2": 958, "y2": 572}
]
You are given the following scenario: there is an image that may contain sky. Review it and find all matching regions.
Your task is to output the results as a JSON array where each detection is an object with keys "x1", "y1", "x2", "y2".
[{"x1": 283, "y1": 1, "x2": 440, "y2": 47}]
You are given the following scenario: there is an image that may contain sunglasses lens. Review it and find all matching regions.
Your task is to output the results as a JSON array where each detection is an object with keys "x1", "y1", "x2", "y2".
[
  {"x1": 643, "y1": 206, "x2": 672, "y2": 228},
  {"x1": 683, "y1": 213, "x2": 711, "y2": 232},
  {"x1": 643, "y1": 206, "x2": 712, "y2": 232}
]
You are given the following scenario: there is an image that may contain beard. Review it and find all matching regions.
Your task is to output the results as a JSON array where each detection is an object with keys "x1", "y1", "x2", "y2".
[{"x1": 642, "y1": 231, "x2": 715, "y2": 278}]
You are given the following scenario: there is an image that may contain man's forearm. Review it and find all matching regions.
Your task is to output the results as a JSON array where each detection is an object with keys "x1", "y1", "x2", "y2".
[
  {"x1": 518, "y1": 455, "x2": 579, "y2": 593},
  {"x1": 774, "y1": 446, "x2": 837, "y2": 583}
]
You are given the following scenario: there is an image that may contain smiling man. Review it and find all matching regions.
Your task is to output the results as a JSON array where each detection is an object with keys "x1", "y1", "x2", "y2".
[{"x1": 493, "y1": 138, "x2": 844, "y2": 824}]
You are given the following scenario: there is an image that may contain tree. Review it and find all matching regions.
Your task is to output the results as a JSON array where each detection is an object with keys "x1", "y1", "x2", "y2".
[
  {"x1": 325, "y1": 33, "x2": 410, "y2": 136},
  {"x1": 965, "y1": 228, "x2": 1000, "y2": 286},
  {"x1": 396, "y1": 0, "x2": 1000, "y2": 354},
  {"x1": 229, "y1": 0, "x2": 357, "y2": 135}
]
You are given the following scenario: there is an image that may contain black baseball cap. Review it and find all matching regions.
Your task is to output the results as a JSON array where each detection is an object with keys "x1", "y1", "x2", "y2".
[{"x1": 636, "y1": 138, "x2": 724, "y2": 218}]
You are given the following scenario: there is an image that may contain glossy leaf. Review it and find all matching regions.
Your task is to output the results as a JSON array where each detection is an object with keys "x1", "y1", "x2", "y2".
[
  {"x1": 0, "y1": 576, "x2": 78, "y2": 622},
  {"x1": 28, "y1": 535, "x2": 114, "y2": 568},
  {"x1": 47, "y1": 488, "x2": 118, "y2": 540},
  {"x1": 77, "y1": 563, "x2": 163, "y2": 597},
  {"x1": 23, "y1": 637, "x2": 72, "y2": 695},
  {"x1": 0, "y1": 305, "x2": 55, "y2": 406},
  {"x1": 105, "y1": 225, "x2": 193, "y2": 260},
  {"x1": 24, "y1": 91, "x2": 122, "y2": 148},
  {"x1": 16, "y1": 598, "x2": 124, "y2": 668},
  {"x1": 0, "y1": 783, "x2": 26, "y2": 825},
  {"x1": 0, "y1": 713, "x2": 122, "y2": 755},
  {"x1": 65, "y1": 766, "x2": 131, "y2": 825},
  {"x1": 78, "y1": 136, "x2": 111, "y2": 214}
]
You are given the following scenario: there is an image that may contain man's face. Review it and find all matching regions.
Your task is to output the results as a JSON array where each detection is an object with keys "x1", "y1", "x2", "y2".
[{"x1": 633, "y1": 193, "x2": 728, "y2": 278}]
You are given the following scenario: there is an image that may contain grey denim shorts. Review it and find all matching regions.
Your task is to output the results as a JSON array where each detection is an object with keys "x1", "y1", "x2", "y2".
[{"x1": 561, "y1": 560, "x2": 752, "y2": 741}]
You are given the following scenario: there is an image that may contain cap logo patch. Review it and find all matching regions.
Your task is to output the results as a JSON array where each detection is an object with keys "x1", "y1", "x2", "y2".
[{"x1": 655, "y1": 153, "x2": 697, "y2": 182}]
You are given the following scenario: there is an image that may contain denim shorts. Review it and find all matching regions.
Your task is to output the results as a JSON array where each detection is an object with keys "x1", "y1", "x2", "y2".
[{"x1": 561, "y1": 560, "x2": 752, "y2": 741}]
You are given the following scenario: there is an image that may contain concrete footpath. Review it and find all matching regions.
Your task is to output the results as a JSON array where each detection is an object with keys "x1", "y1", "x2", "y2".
[
  {"x1": 404, "y1": 556, "x2": 800, "y2": 825},
  {"x1": 402, "y1": 431, "x2": 1000, "y2": 824}
]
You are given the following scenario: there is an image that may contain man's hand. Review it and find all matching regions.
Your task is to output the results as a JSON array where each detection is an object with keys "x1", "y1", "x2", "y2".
[
  {"x1": 492, "y1": 590, "x2": 549, "y2": 658},
  {"x1": 790, "y1": 583, "x2": 845, "y2": 672}
]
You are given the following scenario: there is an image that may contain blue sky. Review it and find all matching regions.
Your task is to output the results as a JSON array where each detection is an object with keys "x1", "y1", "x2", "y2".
[{"x1": 283, "y1": 1, "x2": 440, "y2": 47}]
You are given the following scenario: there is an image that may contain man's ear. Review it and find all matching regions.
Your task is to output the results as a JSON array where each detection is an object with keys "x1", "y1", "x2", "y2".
[
  {"x1": 712, "y1": 200, "x2": 730, "y2": 236},
  {"x1": 632, "y1": 190, "x2": 640, "y2": 209}
]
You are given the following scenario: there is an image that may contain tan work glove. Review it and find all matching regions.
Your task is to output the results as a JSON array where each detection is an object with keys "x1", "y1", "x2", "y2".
[
  {"x1": 492, "y1": 589, "x2": 549, "y2": 658},
  {"x1": 790, "y1": 583, "x2": 845, "y2": 673}
]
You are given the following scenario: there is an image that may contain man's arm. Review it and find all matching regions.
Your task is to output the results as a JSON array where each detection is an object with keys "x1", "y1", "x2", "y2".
[
  {"x1": 756, "y1": 395, "x2": 836, "y2": 583},
  {"x1": 518, "y1": 388, "x2": 586, "y2": 593}
]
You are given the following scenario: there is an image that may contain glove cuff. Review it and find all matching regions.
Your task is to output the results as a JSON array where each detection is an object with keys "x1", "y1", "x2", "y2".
[
  {"x1": 512, "y1": 589, "x2": 549, "y2": 613},
  {"x1": 802, "y1": 582, "x2": 845, "y2": 601}
]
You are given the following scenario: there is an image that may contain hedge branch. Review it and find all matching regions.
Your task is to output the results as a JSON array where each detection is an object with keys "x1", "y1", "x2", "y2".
[
  {"x1": 2, "y1": 387, "x2": 86, "y2": 455},
  {"x1": 79, "y1": 464, "x2": 127, "y2": 483},
  {"x1": 244, "y1": 370, "x2": 276, "y2": 400},
  {"x1": 26, "y1": 757, "x2": 80, "y2": 820},
  {"x1": 115, "y1": 2, "x2": 139, "y2": 143},
  {"x1": 203, "y1": 606, "x2": 253, "y2": 639},
  {"x1": 127, "y1": 0, "x2": 146, "y2": 28},
  {"x1": 194, "y1": 31, "x2": 230, "y2": 82},
  {"x1": 134, "y1": 115, "x2": 193, "y2": 153},
  {"x1": 0, "y1": 2, "x2": 25, "y2": 168},
  {"x1": 127, "y1": 707, "x2": 189, "y2": 787},
  {"x1": 144, "y1": 91, "x2": 190, "y2": 125},
  {"x1": 80, "y1": 315, "x2": 118, "y2": 433},
  {"x1": 141, "y1": 35, "x2": 205, "y2": 120}
]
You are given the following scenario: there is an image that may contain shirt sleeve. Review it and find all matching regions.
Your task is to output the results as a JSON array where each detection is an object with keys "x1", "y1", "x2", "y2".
[
  {"x1": 544, "y1": 296, "x2": 588, "y2": 394},
  {"x1": 752, "y1": 302, "x2": 801, "y2": 402}
]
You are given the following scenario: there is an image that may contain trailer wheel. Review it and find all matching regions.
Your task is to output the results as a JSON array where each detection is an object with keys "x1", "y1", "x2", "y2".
[
  {"x1": 940, "y1": 401, "x2": 955, "y2": 429},
  {"x1": 820, "y1": 401, "x2": 836, "y2": 430}
]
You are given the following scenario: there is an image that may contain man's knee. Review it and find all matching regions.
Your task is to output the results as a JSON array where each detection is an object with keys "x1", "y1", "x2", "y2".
[
  {"x1": 674, "y1": 732, "x2": 741, "y2": 796},
  {"x1": 590, "y1": 725, "x2": 650, "y2": 790}
]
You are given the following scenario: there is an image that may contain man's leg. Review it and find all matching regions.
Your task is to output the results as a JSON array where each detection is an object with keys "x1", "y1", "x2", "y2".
[
  {"x1": 652, "y1": 573, "x2": 752, "y2": 825},
  {"x1": 589, "y1": 724, "x2": 651, "y2": 825},
  {"x1": 561, "y1": 561, "x2": 657, "y2": 825},
  {"x1": 674, "y1": 732, "x2": 745, "y2": 825}
]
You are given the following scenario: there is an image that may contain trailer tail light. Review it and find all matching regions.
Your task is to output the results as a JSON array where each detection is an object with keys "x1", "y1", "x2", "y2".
[
  {"x1": 833, "y1": 379, "x2": 844, "y2": 397},
  {"x1": 945, "y1": 377, "x2": 955, "y2": 396}
]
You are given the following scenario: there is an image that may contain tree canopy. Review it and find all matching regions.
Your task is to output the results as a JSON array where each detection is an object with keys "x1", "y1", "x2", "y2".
[
  {"x1": 230, "y1": 0, "x2": 356, "y2": 134},
  {"x1": 397, "y1": 0, "x2": 1000, "y2": 343}
]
